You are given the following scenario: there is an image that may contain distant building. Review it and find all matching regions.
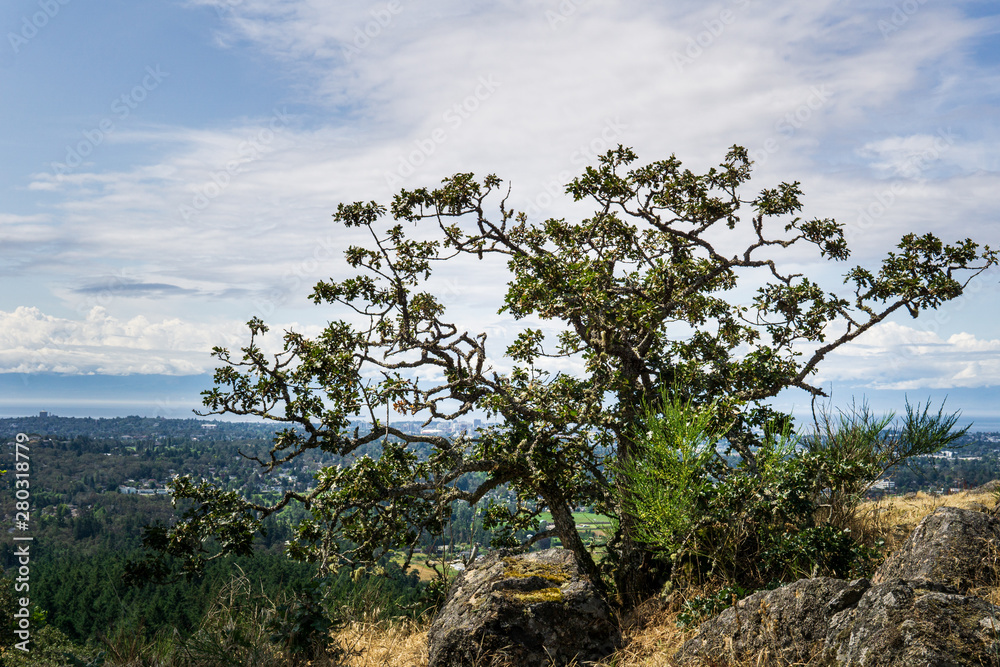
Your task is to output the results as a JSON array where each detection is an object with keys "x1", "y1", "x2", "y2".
[
  {"x1": 39, "y1": 411, "x2": 48, "y2": 418},
  {"x1": 873, "y1": 479, "x2": 896, "y2": 492}
]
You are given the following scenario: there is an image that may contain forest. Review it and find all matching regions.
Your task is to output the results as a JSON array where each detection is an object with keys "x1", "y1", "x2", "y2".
[{"x1": 0, "y1": 422, "x2": 431, "y2": 662}]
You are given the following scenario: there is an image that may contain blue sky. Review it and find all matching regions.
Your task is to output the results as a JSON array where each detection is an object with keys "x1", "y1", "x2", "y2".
[{"x1": 1, "y1": 1, "x2": 999, "y2": 424}]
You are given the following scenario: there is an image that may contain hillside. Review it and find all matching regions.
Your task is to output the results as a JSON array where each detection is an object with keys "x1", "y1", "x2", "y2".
[{"x1": 328, "y1": 486, "x2": 1000, "y2": 667}]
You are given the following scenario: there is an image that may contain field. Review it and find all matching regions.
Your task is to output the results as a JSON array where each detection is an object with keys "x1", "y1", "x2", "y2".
[
  {"x1": 393, "y1": 512, "x2": 616, "y2": 581},
  {"x1": 537, "y1": 511, "x2": 614, "y2": 528},
  {"x1": 389, "y1": 552, "x2": 465, "y2": 582}
]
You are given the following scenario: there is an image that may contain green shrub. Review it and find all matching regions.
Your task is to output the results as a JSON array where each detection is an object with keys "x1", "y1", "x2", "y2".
[
  {"x1": 267, "y1": 579, "x2": 342, "y2": 665},
  {"x1": 619, "y1": 390, "x2": 965, "y2": 595},
  {"x1": 676, "y1": 585, "x2": 749, "y2": 628}
]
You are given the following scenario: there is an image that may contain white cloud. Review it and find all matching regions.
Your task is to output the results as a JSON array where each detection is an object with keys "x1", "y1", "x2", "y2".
[
  {"x1": 1, "y1": 0, "x2": 997, "y2": 393},
  {"x1": 0, "y1": 306, "x2": 322, "y2": 375},
  {"x1": 817, "y1": 321, "x2": 1000, "y2": 390},
  {"x1": 858, "y1": 131, "x2": 967, "y2": 178},
  {"x1": 0, "y1": 214, "x2": 49, "y2": 224},
  {"x1": 0, "y1": 213, "x2": 58, "y2": 244}
]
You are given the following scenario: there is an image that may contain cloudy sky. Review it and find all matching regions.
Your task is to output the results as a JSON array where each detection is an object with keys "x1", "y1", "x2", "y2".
[{"x1": 1, "y1": 0, "x2": 998, "y2": 424}]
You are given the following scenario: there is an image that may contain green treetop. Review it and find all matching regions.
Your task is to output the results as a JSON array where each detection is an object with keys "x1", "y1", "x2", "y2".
[{"x1": 140, "y1": 145, "x2": 996, "y2": 605}]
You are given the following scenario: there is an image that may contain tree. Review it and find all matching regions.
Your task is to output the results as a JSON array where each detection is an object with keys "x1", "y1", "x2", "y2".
[{"x1": 141, "y1": 145, "x2": 996, "y2": 605}]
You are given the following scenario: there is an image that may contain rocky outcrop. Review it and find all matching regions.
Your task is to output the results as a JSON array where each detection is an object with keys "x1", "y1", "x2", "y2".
[
  {"x1": 823, "y1": 578, "x2": 1000, "y2": 666},
  {"x1": 673, "y1": 577, "x2": 868, "y2": 666},
  {"x1": 674, "y1": 507, "x2": 1000, "y2": 666},
  {"x1": 427, "y1": 548, "x2": 619, "y2": 667},
  {"x1": 872, "y1": 505, "x2": 1000, "y2": 592}
]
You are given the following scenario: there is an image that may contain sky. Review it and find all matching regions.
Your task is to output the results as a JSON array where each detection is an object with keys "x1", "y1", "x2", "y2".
[{"x1": 1, "y1": 0, "x2": 999, "y2": 426}]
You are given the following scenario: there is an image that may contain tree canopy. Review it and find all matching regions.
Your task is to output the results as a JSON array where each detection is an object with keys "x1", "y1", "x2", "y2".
[{"x1": 141, "y1": 145, "x2": 996, "y2": 605}]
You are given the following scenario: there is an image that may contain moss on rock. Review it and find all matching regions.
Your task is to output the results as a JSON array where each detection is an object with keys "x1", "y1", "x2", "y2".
[
  {"x1": 501, "y1": 557, "x2": 571, "y2": 585},
  {"x1": 506, "y1": 587, "x2": 565, "y2": 604}
]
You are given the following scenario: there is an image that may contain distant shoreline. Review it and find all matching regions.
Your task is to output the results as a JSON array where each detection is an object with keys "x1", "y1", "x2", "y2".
[{"x1": 2, "y1": 372, "x2": 998, "y2": 429}]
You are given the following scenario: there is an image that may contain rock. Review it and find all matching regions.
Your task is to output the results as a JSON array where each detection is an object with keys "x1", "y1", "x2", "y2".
[
  {"x1": 427, "y1": 548, "x2": 619, "y2": 667},
  {"x1": 825, "y1": 577, "x2": 872, "y2": 614},
  {"x1": 873, "y1": 506, "x2": 1000, "y2": 593},
  {"x1": 674, "y1": 577, "x2": 863, "y2": 666},
  {"x1": 673, "y1": 506, "x2": 1000, "y2": 666},
  {"x1": 972, "y1": 480, "x2": 1000, "y2": 495},
  {"x1": 823, "y1": 578, "x2": 1000, "y2": 666}
]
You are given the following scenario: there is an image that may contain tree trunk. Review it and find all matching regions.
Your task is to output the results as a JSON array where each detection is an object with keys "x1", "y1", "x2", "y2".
[{"x1": 543, "y1": 488, "x2": 607, "y2": 600}]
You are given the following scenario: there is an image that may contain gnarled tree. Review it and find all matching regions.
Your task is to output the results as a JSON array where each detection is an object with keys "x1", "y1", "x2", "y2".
[{"x1": 143, "y1": 146, "x2": 996, "y2": 605}]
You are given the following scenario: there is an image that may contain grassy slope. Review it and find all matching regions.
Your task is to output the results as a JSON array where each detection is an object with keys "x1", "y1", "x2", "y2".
[{"x1": 331, "y1": 487, "x2": 999, "y2": 667}]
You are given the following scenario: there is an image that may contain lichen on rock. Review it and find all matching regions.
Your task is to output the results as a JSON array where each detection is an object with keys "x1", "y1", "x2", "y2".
[
  {"x1": 427, "y1": 548, "x2": 619, "y2": 667},
  {"x1": 501, "y1": 556, "x2": 571, "y2": 585},
  {"x1": 505, "y1": 586, "x2": 564, "y2": 604}
]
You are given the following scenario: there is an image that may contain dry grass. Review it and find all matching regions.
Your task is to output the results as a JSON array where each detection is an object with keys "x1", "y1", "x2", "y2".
[
  {"x1": 596, "y1": 600, "x2": 697, "y2": 667},
  {"x1": 852, "y1": 487, "x2": 997, "y2": 554},
  {"x1": 324, "y1": 598, "x2": 698, "y2": 667},
  {"x1": 335, "y1": 487, "x2": 999, "y2": 667},
  {"x1": 332, "y1": 620, "x2": 429, "y2": 667}
]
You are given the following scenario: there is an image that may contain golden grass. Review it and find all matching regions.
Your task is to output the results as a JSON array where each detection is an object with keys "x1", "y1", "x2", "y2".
[
  {"x1": 852, "y1": 487, "x2": 997, "y2": 554},
  {"x1": 339, "y1": 487, "x2": 999, "y2": 667},
  {"x1": 332, "y1": 620, "x2": 429, "y2": 667},
  {"x1": 598, "y1": 600, "x2": 697, "y2": 667}
]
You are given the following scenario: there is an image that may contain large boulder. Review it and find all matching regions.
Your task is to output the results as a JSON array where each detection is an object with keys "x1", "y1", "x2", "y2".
[
  {"x1": 673, "y1": 577, "x2": 869, "y2": 666},
  {"x1": 873, "y1": 506, "x2": 1000, "y2": 593},
  {"x1": 427, "y1": 548, "x2": 619, "y2": 667},
  {"x1": 823, "y1": 578, "x2": 1000, "y2": 666},
  {"x1": 673, "y1": 507, "x2": 1000, "y2": 666}
]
